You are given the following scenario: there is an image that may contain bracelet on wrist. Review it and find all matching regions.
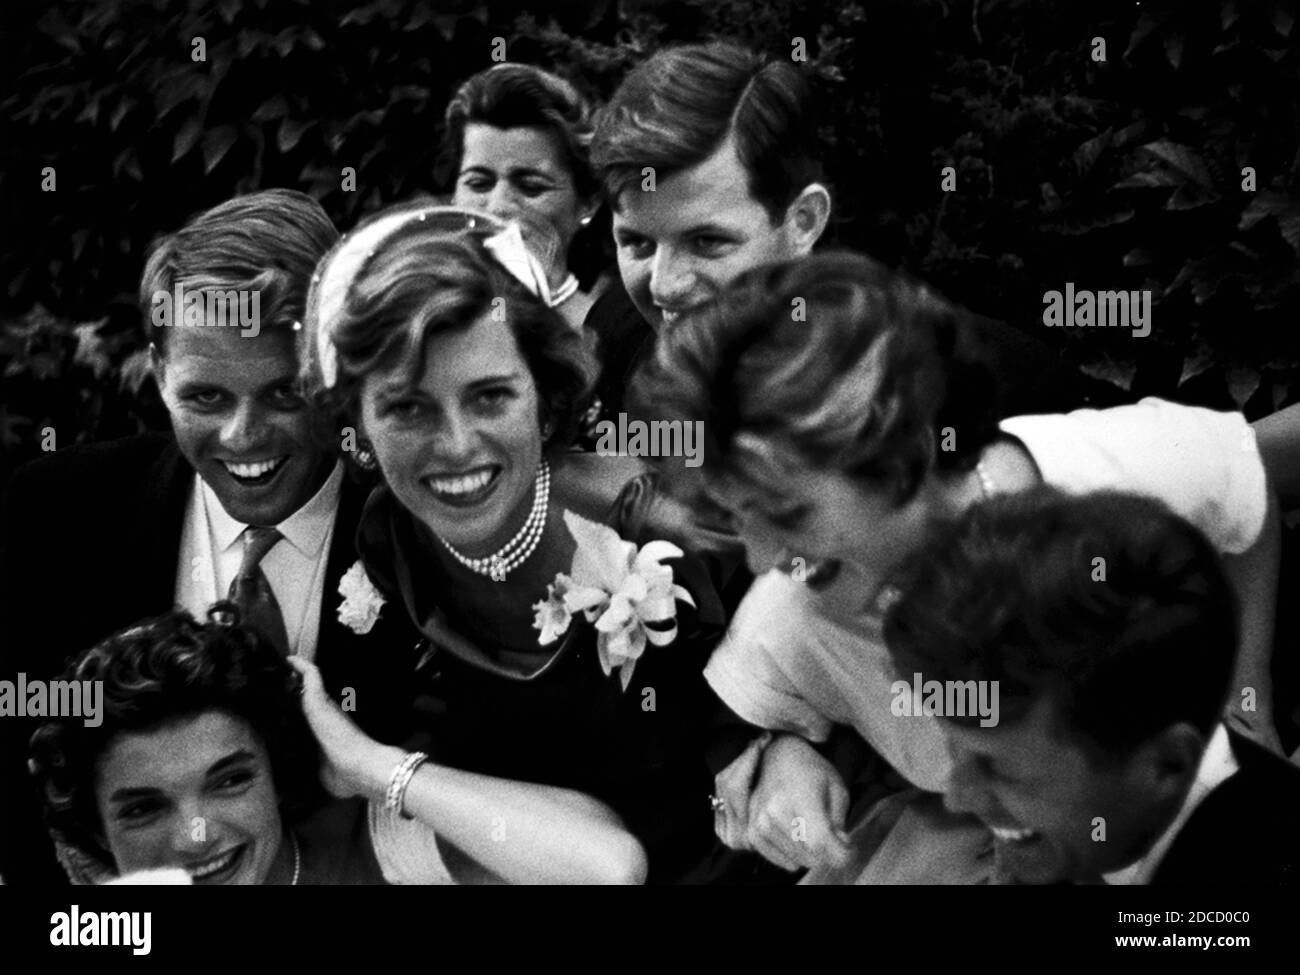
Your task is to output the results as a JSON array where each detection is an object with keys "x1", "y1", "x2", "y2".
[{"x1": 384, "y1": 751, "x2": 429, "y2": 820}]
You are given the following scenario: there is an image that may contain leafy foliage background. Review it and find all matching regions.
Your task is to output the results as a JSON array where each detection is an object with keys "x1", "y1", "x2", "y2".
[{"x1": 2, "y1": 0, "x2": 1297, "y2": 478}]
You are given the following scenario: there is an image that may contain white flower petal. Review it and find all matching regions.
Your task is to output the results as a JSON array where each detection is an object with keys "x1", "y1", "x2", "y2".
[
  {"x1": 633, "y1": 540, "x2": 684, "y2": 572},
  {"x1": 595, "y1": 595, "x2": 636, "y2": 633},
  {"x1": 562, "y1": 583, "x2": 610, "y2": 615},
  {"x1": 644, "y1": 623, "x2": 677, "y2": 647},
  {"x1": 563, "y1": 510, "x2": 635, "y2": 591},
  {"x1": 595, "y1": 641, "x2": 614, "y2": 677},
  {"x1": 635, "y1": 590, "x2": 679, "y2": 623},
  {"x1": 618, "y1": 659, "x2": 637, "y2": 692},
  {"x1": 617, "y1": 572, "x2": 650, "y2": 603}
]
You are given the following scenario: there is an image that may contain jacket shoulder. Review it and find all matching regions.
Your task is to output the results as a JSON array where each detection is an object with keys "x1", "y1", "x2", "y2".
[
  {"x1": 5, "y1": 433, "x2": 174, "y2": 495},
  {"x1": 2, "y1": 434, "x2": 181, "y2": 535}
]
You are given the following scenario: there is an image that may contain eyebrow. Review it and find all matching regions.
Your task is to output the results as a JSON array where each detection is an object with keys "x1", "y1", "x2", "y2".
[
  {"x1": 460, "y1": 164, "x2": 557, "y2": 182},
  {"x1": 107, "y1": 749, "x2": 257, "y2": 802},
  {"x1": 466, "y1": 372, "x2": 521, "y2": 389},
  {"x1": 173, "y1": 374, "x2": 295, "y2": 393},
  {"x1": 614, "y1": 221, "x2": 741, "y2": 240},
  {"x1": 375, "y1": 372, "x2": 522, "y2": 400}
]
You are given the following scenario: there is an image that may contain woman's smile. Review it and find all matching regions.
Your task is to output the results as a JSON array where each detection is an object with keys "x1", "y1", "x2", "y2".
[
  {"x1": 360, "y1": 311, "x2": 545, "y2": 558},
  {"x1": 184, "y1": 843, "x2": 248, "y2": 884},
  {"x1": 423, "y1": 464, "x2": 503, "y2": 507}
]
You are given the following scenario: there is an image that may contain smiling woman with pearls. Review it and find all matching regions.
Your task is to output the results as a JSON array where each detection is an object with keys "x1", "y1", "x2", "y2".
[{"x1": 299, "y1": 201, "x2": 755, "y2": 884}]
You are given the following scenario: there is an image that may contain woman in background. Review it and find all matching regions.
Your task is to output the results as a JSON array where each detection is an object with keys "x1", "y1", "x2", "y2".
[{"x1": 444, "y1": 63, "x2": 604, "y2": 333}]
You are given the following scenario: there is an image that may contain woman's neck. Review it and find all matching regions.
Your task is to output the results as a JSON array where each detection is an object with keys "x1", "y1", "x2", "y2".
[
  {"x1": 264, "y1": 828, "x2": 295, "y2": 885},
  {"x1": 417, "y1": 454, "x2": 622, "y2": 657}
]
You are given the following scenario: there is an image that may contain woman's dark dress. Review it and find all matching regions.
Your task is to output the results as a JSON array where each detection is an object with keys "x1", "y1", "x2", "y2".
[{"x1": 356, "y1": 472, "x2": 749, "y2": 884}]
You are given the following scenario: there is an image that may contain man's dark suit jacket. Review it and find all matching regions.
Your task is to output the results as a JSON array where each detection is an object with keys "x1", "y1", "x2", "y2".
[
  {"x1": 0, "y1": 434, "x2": 421, "y2": 885},
  {"x1": 1152, "y1": 729, "x2": 1300, "y2": 885}
]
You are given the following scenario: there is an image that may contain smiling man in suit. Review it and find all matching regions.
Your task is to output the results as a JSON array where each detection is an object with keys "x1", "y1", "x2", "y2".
[
  {"x1": 884, "y1": 487, "x2": 1300, "y2": 886},
  {"x1": 0, "y1": 189, "x2": 418, "y2": 885}
]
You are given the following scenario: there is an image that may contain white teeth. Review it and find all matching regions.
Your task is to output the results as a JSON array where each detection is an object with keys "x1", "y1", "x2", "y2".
[
  {"x1": 223, "y1": 457, "x2": 284, "y2": 479},
  {"x1": 188, "y1": 847, "x2": 238, "y2": 879},
  {"x1": 427, "y1": 468, "x2": 494, "y2": 497},
  {"x1": 991, "y1": 825, "x2": 1038, "y2": 843},
  {"x1": 660, "y1": 310, "x2": 680, "y2": 324}
]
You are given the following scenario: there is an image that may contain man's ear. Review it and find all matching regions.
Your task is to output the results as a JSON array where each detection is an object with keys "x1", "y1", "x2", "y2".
[
  {"x1": 149, "y1": 342, "x2": 167, "y2": 391},
  {"x1": 784, "y1": 182, "x2": 832, "y2": 254},
  {"x1": 1137, "y1": 722, "x2": 1204, "y2": 800}
]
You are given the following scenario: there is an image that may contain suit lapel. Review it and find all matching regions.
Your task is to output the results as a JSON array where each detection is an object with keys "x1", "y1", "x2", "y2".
[
  {"x1": 1153, "y1": 730, "x2": 1300, "y2": 884},
  {"x1": 314, "y1": 472, "x2": 425, "y2": 744},
  {"x1": 315, "y1": 470, "x2": 371, "y2": 670}
]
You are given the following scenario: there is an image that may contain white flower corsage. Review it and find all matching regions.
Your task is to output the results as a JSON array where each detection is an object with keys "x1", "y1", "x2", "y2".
[
  {"x1": 531, "y1": 510, "x2": 696, "y2": 691},
  {"x1": 337, "y1": 560, "x2": 386, "y2": 634}
]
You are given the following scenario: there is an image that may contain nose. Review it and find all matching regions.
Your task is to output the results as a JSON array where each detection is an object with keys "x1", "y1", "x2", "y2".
[
  {"x1": 434, "y1": 410, "x2": 478, "y2": 464},
  {"x1": 648, "y1": 247, "x2": 699, "y2": 310},
  {"x1": 486, "y1": 184, "x2": 524, "y2": 223},
  {"x1": 220, "y1": 400, "x2": 271, "y2": 453},
  {"x1": 735, "y1": 513, "x2": 791, "y2": 575},
  {"x1": 167, "y1": 804, "x2": 218, "y2": 860}
]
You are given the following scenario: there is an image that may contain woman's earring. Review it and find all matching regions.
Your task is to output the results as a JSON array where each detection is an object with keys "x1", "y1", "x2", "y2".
[
  {"x1": 578, "y1": 215, "x2": 592, "y2": 228},
  {"x1": 354, "y1": 445, "x2": 378, "y2": 471},
  {"x1": 541, "y1": 419, "x2": 554, "y2": 440}
]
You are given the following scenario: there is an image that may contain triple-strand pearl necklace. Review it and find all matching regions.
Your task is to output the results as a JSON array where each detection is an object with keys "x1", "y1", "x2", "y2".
[{"x1": 436, "y1": 459, "x2": 551, "y2": 582}]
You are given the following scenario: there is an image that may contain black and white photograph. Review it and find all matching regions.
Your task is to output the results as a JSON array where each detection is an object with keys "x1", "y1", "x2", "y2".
[{"x1": 1, "y1": 0, "x2": 1298, "y2": 953}]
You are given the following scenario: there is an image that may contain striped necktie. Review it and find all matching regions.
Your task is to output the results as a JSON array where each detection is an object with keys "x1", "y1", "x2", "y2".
[{"x1": 227, "y1": 526, "x2": 290, "y2": 655}]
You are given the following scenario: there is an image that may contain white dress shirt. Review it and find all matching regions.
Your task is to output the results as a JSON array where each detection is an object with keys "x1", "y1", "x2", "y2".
[{"x1": 174, "y1": 463, "x2": 344, "y2": 660}]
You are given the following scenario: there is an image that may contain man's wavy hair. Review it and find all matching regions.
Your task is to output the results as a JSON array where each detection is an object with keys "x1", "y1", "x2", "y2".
[
  {"x1": 628, "y1": 250, "x2": 999, "y2": 511},
  {"x1": 302, "y1": 203, "x2": 596, "y2": 461},
  {"x1": 138, "y1": 188, "x2": 338, "y2": 351},
  {"x1": 591, "y1": 40, "x2": 823, "y2": 222},
  {"x1": 883, "y1": 488, "x2": 1238, "y2": 760},
  {"x1": 27, "y1": 605, "x2": 323, "y2": 874}
]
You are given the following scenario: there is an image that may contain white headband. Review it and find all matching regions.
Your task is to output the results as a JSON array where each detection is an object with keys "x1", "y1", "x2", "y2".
[{"x1": 309, "y1": 205, "x2": 555, "y2": 389}]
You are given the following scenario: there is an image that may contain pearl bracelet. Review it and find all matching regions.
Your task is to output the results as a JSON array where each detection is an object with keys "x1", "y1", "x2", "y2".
[{"x1": 384, "y1": 751, "x2": 429, "y2": 820}]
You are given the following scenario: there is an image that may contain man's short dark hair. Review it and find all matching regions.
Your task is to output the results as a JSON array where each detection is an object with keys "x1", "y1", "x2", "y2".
[
  {"x1": 884, "y1": 487, "x2": 1238, "y2": 760},
  {"x1": 139, "y1": 188, "x2": 338, "y2": 352},
  {"x1": 590, "y1": 40, "x2": 823, "y2": 222}
]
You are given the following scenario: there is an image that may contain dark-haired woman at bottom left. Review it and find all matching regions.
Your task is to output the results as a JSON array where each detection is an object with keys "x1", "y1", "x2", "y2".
[{"x1": 28, "y1": 605, "x2": 648, "y2": 884}]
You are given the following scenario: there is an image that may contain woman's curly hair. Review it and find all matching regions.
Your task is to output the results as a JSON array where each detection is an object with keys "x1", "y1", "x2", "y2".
[
  {"x1": 27, "y1": 605, "x2": 324, "y2": 873},
  {"x1": 301, "y1": 202, "x2": 596, "y2": 464}
]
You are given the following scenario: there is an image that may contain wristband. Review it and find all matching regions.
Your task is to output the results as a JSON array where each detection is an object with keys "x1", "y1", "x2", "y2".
[{"x1": 384, "y1": 751, "x2": 428, "y2": 820}]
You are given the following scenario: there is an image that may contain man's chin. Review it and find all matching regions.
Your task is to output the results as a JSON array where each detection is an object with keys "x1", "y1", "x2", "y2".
[
  {"x1": 205, "y1": 455, "x2": 331, "y2": 525},
  {"x1": 992, "y1": 836, "x2": 1071, "y2": 885}
]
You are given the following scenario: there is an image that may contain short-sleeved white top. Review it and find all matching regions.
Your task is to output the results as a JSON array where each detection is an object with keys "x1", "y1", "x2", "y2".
[{"x1": 704, "y1": 398, "x2": 1269, "y2": 792}]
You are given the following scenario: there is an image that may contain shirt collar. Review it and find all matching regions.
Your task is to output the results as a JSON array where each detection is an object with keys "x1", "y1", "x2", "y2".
[
  {"x1": 1102, "y1": 723, "x2": 1238, "y2": 885},
  {"x1": 199, "y1": 462, "x2": 344, "y2": 557}
]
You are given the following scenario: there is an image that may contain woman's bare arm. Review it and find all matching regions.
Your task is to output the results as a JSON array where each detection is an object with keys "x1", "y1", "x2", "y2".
[
  {"x1": 291, "y1": 657, "x2": 647, "y2": 885},
  {"x1": 1253, "y1": 403, "x2": 1300, "y2": 513}
]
